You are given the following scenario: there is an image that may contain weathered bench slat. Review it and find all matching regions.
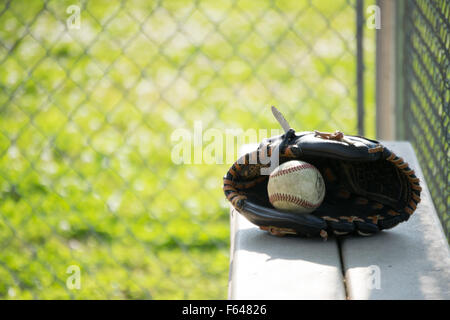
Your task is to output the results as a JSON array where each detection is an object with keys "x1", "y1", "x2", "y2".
[
  {"x1": 341, "y1": 142, "x2": 450, "y2": 299},
  {"x1": 228, "y1": 207, "x2": 346, "y2": 299}
]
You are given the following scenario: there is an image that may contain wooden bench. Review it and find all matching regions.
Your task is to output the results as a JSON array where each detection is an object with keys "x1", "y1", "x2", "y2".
[{"x1": 228, "y1": 142, "x2": 450, "y2": 300}]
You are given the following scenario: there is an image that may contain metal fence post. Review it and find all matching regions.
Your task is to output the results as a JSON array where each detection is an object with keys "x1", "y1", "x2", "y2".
[
  {"x1": 376, "y1": 0, "x2": 396, "y2": 140},
  {"x1": 394, "y1": 0, "x2": 405, "y2": 140},
  {"x1": 357, "y1": 0, "x2": 365, "y2": 137}
]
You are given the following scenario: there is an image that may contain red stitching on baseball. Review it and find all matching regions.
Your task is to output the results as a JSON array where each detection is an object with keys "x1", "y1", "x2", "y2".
[
  {"x1": 269, "y1": 193, "x2": 321, "y2": 209},
  {"x1": 271, "y1": 163, "x2": 317, "y2": 178}
]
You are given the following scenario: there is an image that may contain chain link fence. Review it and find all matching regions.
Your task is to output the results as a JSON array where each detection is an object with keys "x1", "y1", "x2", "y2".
[
  {"x1": 0, "y1": 0, "x2": 375, "y2": 299},
  {"x1": 400, "y1": 0, "x2": 449, "y2": 240}
]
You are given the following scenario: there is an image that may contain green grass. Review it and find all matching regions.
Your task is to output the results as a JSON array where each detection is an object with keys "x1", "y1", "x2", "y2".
[{"x1": 0, "y1": 0, "x2": 375, "y2": 299}]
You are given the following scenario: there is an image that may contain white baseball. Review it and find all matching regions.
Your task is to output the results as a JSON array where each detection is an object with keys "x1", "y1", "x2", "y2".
[{"x1": 267, "y1": 160, "x2": 325, "y2": 214}]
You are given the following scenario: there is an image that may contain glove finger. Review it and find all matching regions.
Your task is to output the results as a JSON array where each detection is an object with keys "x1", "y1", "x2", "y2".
[
  {"x1": 378, "y1": 216, "x2": 403, "y2": 230},
  {"x1": 240, "y1": 200, "x2": 327, "y2": 237},
  {"x1": 354, "y1": 220, "x2": 379, "y2": 236},
  {"x1": 325, "y1": 219, "x2": 355, "y2": 236}
]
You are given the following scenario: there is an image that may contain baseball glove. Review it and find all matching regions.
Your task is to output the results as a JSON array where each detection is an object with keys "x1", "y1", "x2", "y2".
[{"x1": 223, "y1": 107, "x2": 422, "y2": 239}]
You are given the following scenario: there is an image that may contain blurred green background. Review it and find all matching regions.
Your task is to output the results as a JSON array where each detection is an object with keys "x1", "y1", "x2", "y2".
[{"x1": 0, "y1": 0, "x2": 375, "y2": 299}]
